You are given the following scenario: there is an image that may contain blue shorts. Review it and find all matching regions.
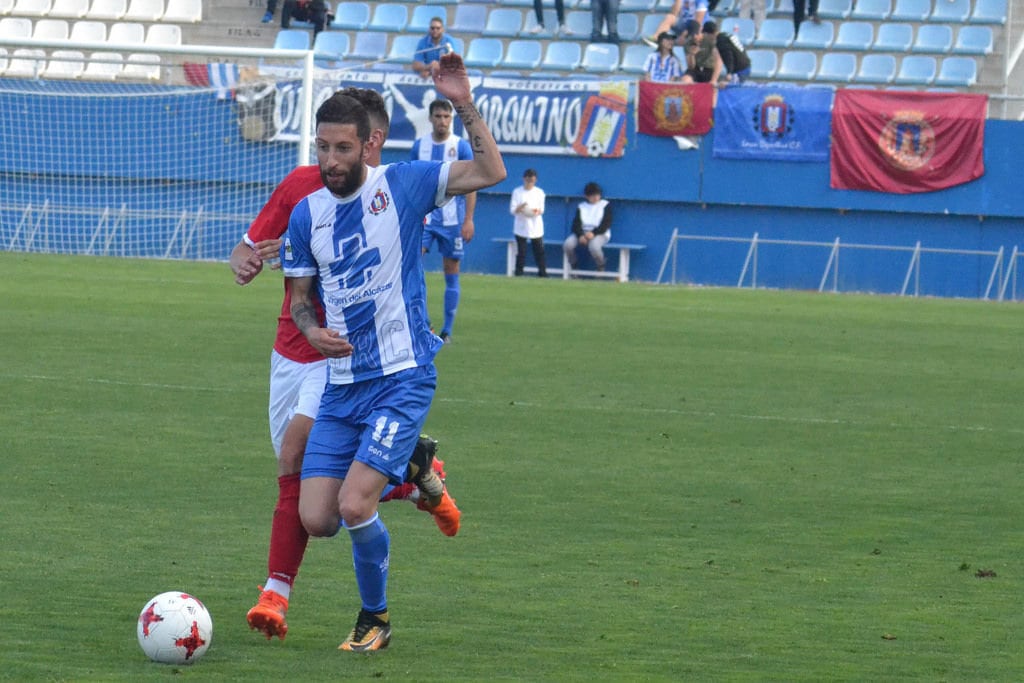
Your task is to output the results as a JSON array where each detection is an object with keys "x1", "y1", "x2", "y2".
[
  {"x1": 421, "y1": 223, "x2": 464, "y2": 261},
  {"x1": 302, "y1": 364, "x2": 437, "y2": 484}
]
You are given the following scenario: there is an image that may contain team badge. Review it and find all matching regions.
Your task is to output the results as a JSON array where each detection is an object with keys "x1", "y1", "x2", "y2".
[
  {"x1": 752, "y1": 94, "x2": 795, "y2": 139},
  {"x1": 651, "y1": 87, "x2": 694, "y2": 134},
  {"x1": 878, "y1": 110, "x2": 935, "y2": 172},
  {"x1": 572, "y1": 82, "x2": 628, "y2": 158},
  {"x1": 368, "y1": 188, "x2": 390, "y2": 215}
]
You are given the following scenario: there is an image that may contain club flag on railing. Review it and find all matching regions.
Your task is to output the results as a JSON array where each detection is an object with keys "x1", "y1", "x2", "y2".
[
  {"x1": 830, "y1": 89, "x2": 987, "y2": 194},
  {"x1": 712, "y1": 85, "x2": 833, "y2": 162},
  {"x1": 637, "y1": 81, "x2": 714, "y2": 137}
]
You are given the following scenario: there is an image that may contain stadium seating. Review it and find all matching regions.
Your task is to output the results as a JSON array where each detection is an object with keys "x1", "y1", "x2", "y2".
[
  {"x1": 712, "y1": 0, "x2": 737, "y2": 15},
  {"x1": 489, "y1": 69, "x2": 524, "y2": 78},
  {"x1": 482, "y1": 8, "x2": 522, "y2": 37},
  {"x1": 330, "y1": 2, "x2": 370, "y2": 30},
  {"x1": 272, "y1": 28, "x2": 310, "y2": 51},
  {"x1": 970, "y1": 0, "x2": 1006, "y2": 23},
  {"x1": 850, "y1": 0, "x2": 891, "y2": 20},
  {"x1": 0, "y1": 17, "x2": 32, "y2": 38},
  {"x1": 816, "y1": 0, "x2": 852, "y2": 19},
  {"x1": 449, "y1": 4, "x2": 487, "y2": 34},
  {"x1": 775, "y1": 50, "x2": 817, "y2": 79},
  {"x1": 502, "y1": 39, "x2": 542, "y2": 69},
  {"x1": 521, "y1": 8, "x2": 558, "y2": 37},
  {"x1": 540, "y1": 41, "x2": 581, "y2": 70},
  {"x1": 43, "y1": 49, "x2": 85, "y2": 78},
  {"x1": 464, "y1": 36, "x2": 504, "y2": 67},
  {"x1": 348, "y1": 30, "x2": 387, "y2": 60},
  {"x1": 121, "y1": 52, "x2": 160, "y2": 79},
  {"x1": 894, "y1": 55, "x2": 936, "y2": 84},
  {"x1": 833, "y1": 21, "x2": 873, "y2": 50},
  {"x1": 854, "y1": 53, "x2": 895, "y2": 82},
  {"x1": 911, "y1": 24, "x2": 952, "y2": 53},
  {"x1": 108, "y1": 21, "x2": 144, "y2": 44},
  {"x1": 639, "y1": 13, "x2": 663, "y2": 43},
  {"x1": 773, "y1": 0, "x2": 795, "y2": 17},
  {"x1": 0, "y1": 0, "x2": 12, "y2": 15},
  {"x1": 872, "y1": 22, "x2": 912, "y2": 51},
  {"x1": 368, "y1": 3, "x2": 408, "y2": 33},
  {"x1": 816, "y1": 51, "x2": 857, "y2": 82},
  {"x1": 953, "y1": 26, "x2": 993, "y2": 55},
  {"x1": 747, "y1": 48, "x2": 778, "y2": 78},
  {"x1": 719, "y1": 17, "x2": 756, "y2": 45},
  {"x1": 161, "y1": 0, "x2": 199, "y2": 22},
  {"x1": 6, "y1": 47, "x2": 45, "y2": 76},
  {"x1": 754, "y1": 18, "x2": 795, "y2": 48},
  {"x1": 794, "y1": 20, "x2": 834, "y2": 49},
  {"x1": 32, "y1": 17, "x2": 68, "y2": 39},
  {"x1": 619, "y1": 0, "x2": 656, "y2": 11},
  {"x1": 498, "y1": 0, "x2": 533, "y2": 8},
  {"x1": 385, "y1": 33, "x2": 418, "y2": 64},
  {"x1": 12, "y1": 0, "x2": 50, "y2": 16},
  {"x1": 929, "y1": 0, "x2": 969, "y2": 22},
  {"x1": 48, "y1": 0, "x2": 89, "y2": 18},
  {"x1": 934, "y1": 56, "x2": 977, "y2": 86},
  {"x1": 81, "y1": 50, "x2": 122, "y2": 78},
  {"x1": 69, "y1": 19, "x2": 105, "y2": 41},
  {"x1": 124, "y1": 0, "x2": 163, "y2": 22},
  {"x1": 86, "y1": 0, "x2": 126, "y2": 20},
  {"x1": 313, "y1": 30, "x2": 350, "y2": 66},
  {"x1": 890, "y1": 0, "x2": 929, "y2": 21},
  {"x1": 564, "y1": 10, "x2": 593, "y2": 37},
  {"x1": 619, "y1": 43, "x2": 650, "y2": 74},
  {"x1": 408, "y1": 5, "x2": 446, "y2": 34},
  {"x1": 581, "y1": 42, "x2": 619, "y2": 72},
  {"x1": 617, "y1": 13, "x2": 640, "y2": 41}
]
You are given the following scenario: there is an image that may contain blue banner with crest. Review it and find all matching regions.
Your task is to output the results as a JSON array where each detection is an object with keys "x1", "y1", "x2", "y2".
[{"x1": 712, "y1": 85, "x2": 833, "y2": 162}]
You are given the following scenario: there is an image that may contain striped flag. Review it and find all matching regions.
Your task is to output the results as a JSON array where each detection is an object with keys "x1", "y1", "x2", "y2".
[{"x1": 183, "y1": 62, "x2": 240, "y2": 100}]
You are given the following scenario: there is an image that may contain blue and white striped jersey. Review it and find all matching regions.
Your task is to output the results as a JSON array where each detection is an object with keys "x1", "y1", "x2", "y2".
[
  {"x1": 411, "y1": 134, "x2": 473, "y2": 228},
  {"x1": 282, "y1": 161, "x2": 450, "y2": 385}
]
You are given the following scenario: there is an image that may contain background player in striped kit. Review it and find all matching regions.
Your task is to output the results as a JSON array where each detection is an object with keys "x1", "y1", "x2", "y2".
[{"x1": 411, "y1": 99, "x2": 476, "y2": 343}]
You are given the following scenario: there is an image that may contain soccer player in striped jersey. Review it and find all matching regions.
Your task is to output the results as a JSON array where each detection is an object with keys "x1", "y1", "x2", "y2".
[
  {"x1": 410, "y1": 99, "x2": 476, "y2": 343},
  {"x1": 230, "y1": 88, "x2": 460, "y2": 644},
  {"x1": 282, "y1": 53, "x2": 506, "y2": 653}
]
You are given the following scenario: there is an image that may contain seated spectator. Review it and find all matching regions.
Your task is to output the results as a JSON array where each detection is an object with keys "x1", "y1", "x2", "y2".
[
  {"x1": 279, "y1": 1, "x2": 333, "y2": 36},
  {"x1": 709, "y1": 21, "x2": 751, "y2": 84},
  {"x1": 643, "y1": 31, "x2": 685, "y2": 82},
  {"x1": 642, "y1": 0, "x2": 708, "y2": 48},
  {"x1": 563, "y1": 182, "x2": 613, "y2": 272},
  {"x1": 681, "y1": 20, "x2": 723, "y2": 85},
  {"x1": 412, "y1": 17, "x2": 456, "y2": 79}
]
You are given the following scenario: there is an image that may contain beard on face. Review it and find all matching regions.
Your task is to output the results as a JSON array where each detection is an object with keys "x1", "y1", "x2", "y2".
[{"x1": 320, "y1": 162, "x2": 364, "y2": 198}]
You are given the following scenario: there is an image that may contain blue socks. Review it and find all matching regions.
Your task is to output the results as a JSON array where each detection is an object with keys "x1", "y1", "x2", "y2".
[
  {"x1": 345, "y1": 513, "x2": 390, "y2": 614},
  {"x1": 442, "y1": 273, "x2": 459, "y2": 336}
]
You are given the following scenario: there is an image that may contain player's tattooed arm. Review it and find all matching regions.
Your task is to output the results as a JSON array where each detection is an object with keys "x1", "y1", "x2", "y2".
[{"x1": 288, "y1": 277, "x2": 354, "y2": 358}]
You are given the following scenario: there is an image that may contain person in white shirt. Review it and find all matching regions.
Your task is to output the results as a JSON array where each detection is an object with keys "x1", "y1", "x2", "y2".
[
  {"x1": 563, "y1": 182, "x2": 613, "y2": 272},
  {"x1": 509, "y1": 168, "x2": 547, "y2": 277}
]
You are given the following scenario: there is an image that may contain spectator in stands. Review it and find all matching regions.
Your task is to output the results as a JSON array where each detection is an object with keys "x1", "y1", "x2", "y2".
[
  {"x1": 737, "y1": 0, "x2": 767, "y2": 32},
  {"x1": 590, "y1": 0, "x2": 621, "y2": 44},
  {"x1": 563, "y1": 182, "x2": 613, "y2": 273},
  {"x1": 510, "y1": 169, "x2": 547, "y2": 277},
  {"x1": 642, "y1": 0, "x2": 707, "y2": 48},
  {"x1": 278, "y1": 0, "x2": 333, "y2": 36},
  {"x1": 643, "y1": 31, "x2": 685, "y2": 81},
  {"x1": 528, "y1": 0, "x2": 572, "y2": 36},
  {"x1": 793, "y1": 0, "x2": 820, "y2": 32},
  {"x1": 709, "y1": 21, "x2": 751, "y2": 84},
  {"x1": 412, "y1": 17, "x2": 456, "y2": 79},
  {"x1": 681, "y1": 20, "x2": 724, "y2": 85}
]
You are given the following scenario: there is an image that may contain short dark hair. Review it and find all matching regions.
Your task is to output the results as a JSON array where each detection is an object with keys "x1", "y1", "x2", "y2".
[
  {"x1": 584, "y1": 182, "x2": 602, "y2": 196},
  {"x1": 429, "y1": 99, "x2": 453, "y2": 116},
  {"x1": 315, "y1": 93, "x2": 371, "y2": 142},
  {"x1": 523, "y1": 168, "x2": 537, "y2": 178},
  {"x1": 702, "y1": 21, "x2": 718, "y2": 34},
  {"x1": 335, "y1": 87, "x2": 390, "y2": 138}
]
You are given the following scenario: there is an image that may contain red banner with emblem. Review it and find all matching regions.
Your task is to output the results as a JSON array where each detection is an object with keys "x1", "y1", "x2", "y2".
[
  {"x1": 637, "y1": 82, "x2": 714, "y2": 137},
  {"x1": 830, "y1": 90, "x2": 987, "y2": 194}
]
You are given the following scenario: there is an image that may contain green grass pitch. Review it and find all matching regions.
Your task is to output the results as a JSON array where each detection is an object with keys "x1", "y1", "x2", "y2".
[{"x1": 1, "y1": 252, "x2": 1022, "y2": 681}]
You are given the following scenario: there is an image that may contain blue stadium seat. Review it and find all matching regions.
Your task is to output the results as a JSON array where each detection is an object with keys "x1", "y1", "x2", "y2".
[
  {"x1": 890, "y1": 0, "x2": 929, "y2": 21},
  {"x1": 521, "y1": 8, "x2": 558, "y2": 37},
  {"x1": 620, "y1": 43, "x2": 651, "y2": 74},
  {"x1": 775, "y1": 50, "x2": 817, "y2": 79},
  {"x1": 368, "y1": 3, "x2": 408, "y2": 33},
  {"x1": 754, "y1": 18, "x2": 795, "y2": 48},
  {"x1": 833, "y1": 21, "x2": 873, "y2": 50},
  {"x1": 313, "y1": 31, "x2": 350, "y2": 67},
  {"x1": 408, "y1": 5, "x2": 447, "y2": 34},
  {"x1": 449, "y1": 36, "x2": 465, "y2": 56},
  {"x1": 502, "y1": 39, "x2": 542, "y2": 69},
  {"x1": 386, "y1": 34, "x2": 421, "y2": 65},
  {"x1": 850, "y1": 0, "x2": 891, "y2": 20},
  {"x1": 330, "y1": 2, "x2": 370, "y2": 30},
  {"x1": 464, "y1": 37, "x2": 505, "y2": 67},
  {"x1": 794, "y1": 20, "x2": 834, "y2": 48},
  {"x1": 872, "y1": 22, "x2": 912, "y2": 51},
  {"x1": 348, "y1": 30, "x2": 388, "y2": 61},
  {"x1": 720, "y1": 17, "x2": 756, "y2": 45},
  {"x1": 564, "y1": 10, "x2": 593, "y2": 37},
  {"x1": 854, "y1": 53, "x2": 896, "y2": 83},
  {"x1": 499, "y1": 0, "x2": 533, "y2": 7},
  {"x1": 619, "y1": 0, "x2": 656, "y2": 10},
  {"x1": 747, "y1": 48, "x2": 778, "y2": 78},
  {"x1": 816, "y1": 52, "x2": 856, "y2": 81},
  {"x1": 894, "y1": 55, "x2": 936, "y2": 84},
  {"x1": 934, "y1": 56, "x2": 977, "y2": 86},
  {"x1": 969, "y1": 0, "x2": 1006, "y2": 23},
  {"x1": 581, "y1": 42, "x2": 620, "y2": 72},
  {"x1": 816, "y1": 0, "x2": 852, "y2": 19},
  {"x1": 274, "y1": 29, "x2": 309, "y2": 50},
  {"x1": 912, "y1": 24, "x2": 952, "y2": 53},
  {"x1": 541, "y1": 41, "x2": 582, "y2": 70},
  {"x1": 489, "y1": 70, "x2": 525, "y2": 78},
  {"x1": 450, "y1": 4, "x2": 488, "y2": 34},
  {"x1": 639, "y1": 13, "x2": 663, "y2": 42},
  {"x1": 617, "y1": 12, "x2": 640, "y2": 40},
  {"x1": 772, "y1": 0, "x2": 794, "y2": 17},
  {"x1": 482, "y1": 8, "x2": 523, "y2": 37},
  {"x1": 929, "y1": 0, "x2": 969, "y2": 22},
  {"x1": 712, "y1": 0, "x2": 737, "y2": 15},
  {"x1": 953, "y1": 26, "x2": 994, "y2": 55}
]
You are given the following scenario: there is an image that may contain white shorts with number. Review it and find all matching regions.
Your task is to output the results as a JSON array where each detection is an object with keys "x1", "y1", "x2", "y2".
[{"x1": 268, "y1": 349, "x2": 327, "y2": 458}]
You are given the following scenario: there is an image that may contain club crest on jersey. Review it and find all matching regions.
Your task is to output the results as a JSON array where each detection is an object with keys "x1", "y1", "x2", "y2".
[{"x1": 368, "y1": 188, "x2": 390, "y2": 215}]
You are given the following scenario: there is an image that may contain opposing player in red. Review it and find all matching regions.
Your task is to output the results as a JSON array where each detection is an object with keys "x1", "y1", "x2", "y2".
[{"x1": 229, "y1": 87, "x2": 461, "y2": 642}]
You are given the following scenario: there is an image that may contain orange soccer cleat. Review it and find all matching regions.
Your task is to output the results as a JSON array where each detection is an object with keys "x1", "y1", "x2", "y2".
[{"x1": 246, "y1": 586, "x2": 289, "y2": 641}]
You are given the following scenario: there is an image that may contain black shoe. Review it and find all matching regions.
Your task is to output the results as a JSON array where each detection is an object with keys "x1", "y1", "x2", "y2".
[
  {"x1": 339, "y1": 609, "x2": 391, "y2": 652},
  {"x1": 439, "y1": 332, "x2": 451, "y2": 344}
]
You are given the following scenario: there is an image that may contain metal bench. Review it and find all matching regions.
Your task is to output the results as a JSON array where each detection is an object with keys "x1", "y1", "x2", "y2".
[{"x1": 493, "y1": 237, "x2": 645, "y2": 283}]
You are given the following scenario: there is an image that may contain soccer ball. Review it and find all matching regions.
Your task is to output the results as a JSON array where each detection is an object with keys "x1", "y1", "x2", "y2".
[{"x1": 137, "y1": 592, "x2": 213, "y2": 665}]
